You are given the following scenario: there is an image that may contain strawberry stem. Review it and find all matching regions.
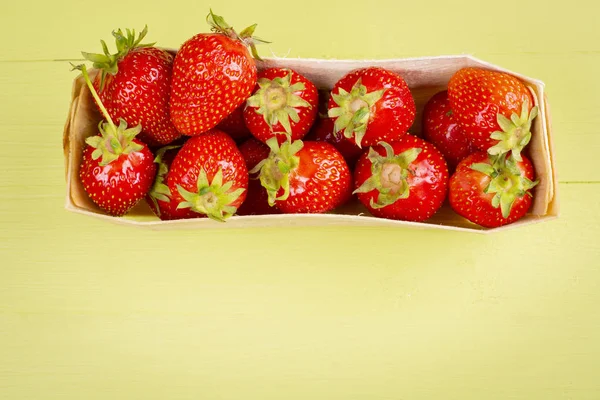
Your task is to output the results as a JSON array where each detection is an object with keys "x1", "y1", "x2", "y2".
[
  {"x1": 74, "y1": 63, "x2": 115, "y2": 130},
  {"x1": 205, "y1": 9, "x2": 269, "y2": 61}
]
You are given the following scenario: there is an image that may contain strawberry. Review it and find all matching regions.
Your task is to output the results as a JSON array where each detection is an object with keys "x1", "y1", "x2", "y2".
[
  {"x1": 328, "y1": 67, "x2": 415, "y2": 148},
  {"x1": 146, "y1": 144, "x2": 197, "y2": 220},
  {"x1": 216, "y1": 104, "x2": 251, "y2": 141},
  {"x1": 170, "y1": 10, "x2": 266, "y2": 136},
  {"x1": 236, "y1": 138, "x2": 280, "y2": 216},
  {"x1": 354, "y1": 136, "x2": 448, "y2": 222},
  {"x1": 244, "y1": 67, "x2": 318, "y2": 143},
  {"x1": 167, "y1": 129, "x2": 248, "y2": 221},
  {"x1": 74, "y1": 65, "x2": 156, "y2": 216},
  {"x1": 253, "y1": 139, "x2": 351, "y2": 214},
  {"x1": 83, "y1": 26, "x2": 181, "y2": 146},
  {"x1": 447, "y1": 67, "x2": 538, "y2": 161},
  {"x1": 305, "y1": 117, "x2": 362, "y2": 169},
  {"x1": 449, "y1": 152, "x2": 537, "y2": 228},
  {"x1": 422, "y1": 90, "x2": 476, "y2": 170}
]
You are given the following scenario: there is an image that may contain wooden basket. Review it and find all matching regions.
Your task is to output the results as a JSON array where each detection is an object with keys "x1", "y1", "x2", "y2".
[{"x1": 62, "y1": 55, "x2": 559, "y2": 233}]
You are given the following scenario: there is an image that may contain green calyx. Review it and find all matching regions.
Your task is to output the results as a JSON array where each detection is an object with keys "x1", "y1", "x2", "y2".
[
  {"x1": 488, "y1": 99, "x2": 539, "y2": 162},
  {"x1": 250, "y1": 137, "x2": 303, "y2": 206},
  {"x1": 328, "y1": 78, "x2": 385, "y2": 148},
  {"x1": 72, "y1": 63, "x2": 144, "y2": 166},
  {"x1": 246, "y1": 71, "x2": 312, "y2": 137},
  {"x1": 470, "y1": 153, "x2": 538, "y2": 219},
  {"x1": 81, "y1": 25, "x2": 155, "y2": 91},
  {"x1": 353, "y1": 142, "x2": 421, "y2": 209},
  {"x1": 176, "y1": 168, "x2": 245, "y2": 222},
  {"x1": 206, "y1": 9, "x2": 270, "y2": 61},
  {"x1": 148, "y1": 145, "x2": 181, "y2": 215},
  {"x1": 85, "y1": 119, "x2": 144, "y2": 166}
]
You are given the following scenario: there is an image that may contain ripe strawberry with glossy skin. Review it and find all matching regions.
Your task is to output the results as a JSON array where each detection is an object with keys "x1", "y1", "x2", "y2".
[
  {"x1": 75, "y1": 65, "x2": 157, "y2": 216},
  {"x1": 423, "y1": 90, "x2": 476, "y2": 170},
  {"x1": 447, "y1": 67, "x2": 538, "y2": 161},
  {"x1": 354, "y1": 136, "x2": 449, "y2": 222},
  {"x1": 253, "y1": 139, "x2": 352, "y2": 214},
  {"x1": 83, "y1": 26, "x2": 181, "y2": 146},
  {"x1": 236, "y1": 138, "x2": 280, "y2": 216},
  {"x1": 146, "y1": 145, "x2": 198, "y2": 220},
  {"x1": 328, "y1": 67, "x2": 415, "y2": 148},
  {"x1": 449, "y1": 152, "x2": 537, "y2": 228},
  {"x1": 244, "y1": 67, "x2": 318, "y2": 143},
  {"x1": 305, "y1": 117, "x2": 362, "y2": 168},
  {"x1": 167, "y1": 129, "x2": 248, "y2": 221},
  {"x1": 216, "y1": 104, "x2": 251, "y2": 140},
  {"x1": 170, "y1": 10, "x2": 265, "y2": 136}
]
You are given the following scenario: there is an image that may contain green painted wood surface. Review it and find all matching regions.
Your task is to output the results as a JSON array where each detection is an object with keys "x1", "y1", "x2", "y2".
[{"x1": 1, "y1": 0, "x2": 598, "y2": 398}]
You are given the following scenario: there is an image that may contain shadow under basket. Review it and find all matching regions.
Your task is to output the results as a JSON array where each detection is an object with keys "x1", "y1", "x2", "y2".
[{"x1": 62, "y1": 54, "x2": 559, "y2": 233}]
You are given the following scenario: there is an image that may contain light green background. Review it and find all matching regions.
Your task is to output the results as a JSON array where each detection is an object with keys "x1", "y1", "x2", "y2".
[{"x1": 1, "y1": 0, "x2": 599, "y2": 398}]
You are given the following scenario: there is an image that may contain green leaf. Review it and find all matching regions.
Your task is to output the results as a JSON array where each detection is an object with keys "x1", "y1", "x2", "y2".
[
  {"x1": 81, "y1": 51, "x2": 110, "y2": 64},
  {"x1": 334, "y1": 114, "x2": 351, "y2": 134},
  {"x1": 397, "y1": 147, "x2": 422, "y2": 167},
  {"x1": 239, "y1": 23, "x2": 257, "y2": 38},
  {"x1": 91, "y1": 148, "x2": 103, "y2": 161},
  {"x1": 276, "y1": 110, "x2": 292, "y2": 134},
  {"x1": 353, "y1": 126, "x2": 366, "y2": 148},
  {"x1": 379, "y1": 142, "x2": 395, "y2": 159},
  {"x1": 207, "y1": 9, "x2": 231, "y2": 30},
  {"x1": 353, "y1": 175, "x2": 379, "y2": 194},
  {"x1": 470, "y1": 162, "x2": 495, "y2": 176},
  {"x1": 196, "y1": 168, "x2": 210, "y2": 191},
  {"x1": 490, "y1": 130, "x2": 507, "y2": 140},
  {"x1": 328, "y1": 107, "x2": 345, "y2": 118},
  {"x1": 491, "y1": 194, "x2": 501, "y2": 208},
  {"x1": 362, "y1": 88, "x2": 385, "y2": 106},
  {"x1": 520, "y1": 99, "x2": 530, "y2": 120},
  {"x1": 331, "y1": 90, "x2": 347, "y2": 105},
  {"x1": 511, "y1": 112, "x2": 522, "y2": 126},
  {"x1": 289, "y1": 139, "x2": 304, "y2": 156},
  {"x1": 100, "y1": 40, "x2": 110, "y2": 56},
  {"x1": 176, "y1": 201, "x2": 193, "y2": 210},
  {"x1": 497, "y1": 113, "x2": 514, "y2": 132},
  {"x1": 351, "y1": 107, "x2": 369, "y2": 126},
  {"x1": 287, "y1": 96, "x2": 311, "y2": 109},
  {"x1": 499, "y1": 194, "x2": 515, "y2": 219},
  {"x1": 511, "y1": 148, "x2": 523, "y2": 162},
  {"x1": 289, "y1": 82, "x2": 306, "y2": 92},
  {"x1": 221, "y1": 180, "x2": 234, "y2": 193},
  {"x1": 212, "y1": 168, "x2": 224, "y2": 188},
  {"x1": 529, "y1": 106, "x2": 539, "y2": 121},
  {"x1": 288, "y1": 107, "x2": 300, "y2": 123}
]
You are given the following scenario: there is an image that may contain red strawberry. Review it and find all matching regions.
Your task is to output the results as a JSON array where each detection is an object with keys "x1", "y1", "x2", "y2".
[
  {"x1": 169, "y1": 10, "x2": 266, "y2": 136},
  {"x1": 236, "y1": 138, "x2": 280, "y2": 216},
  {"x1": 216, "y1": 104, "x2": 251, "y2": 140},
  {"x1": 146, "y1": 145, "x2": 197, "y2": 220},
  {"x1": 254, "y1": 139, "x2": 351, "y2": 214},
  {"x1": 305, "y1": 117, "x2": 362, "y2": 168},
  {"x1": 449, "y1": 152, "x2": 537, "y2": 228},
  {"x1": 328, "y1": 67, "x2": 415, "y2": 148},
  {"x1": 244, "y1": 67, "x2": 318, "y2": 143},
  {"x1": 75, "y1": 65, "x2": 157, "y2": 216},
  {"x1": 167, "y1": 129, "x2": 248, "y2": 221},
  {"x1": 422, "y1": 90, "x2": 476, "y2": 170},
  {"x1": 354, "y1": 136, "x2": 448, "y2": 222},
  {"x1": 447, "y1": 67, "x2": 538, "y2": 161},
  {"x1": 83, "y1": 26, "x2": 181, "y2": 146}
]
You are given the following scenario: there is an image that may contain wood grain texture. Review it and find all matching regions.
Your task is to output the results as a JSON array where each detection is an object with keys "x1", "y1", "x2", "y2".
[{"x1": 1, "y1": 0, "x2": 599, "y2": 398}]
